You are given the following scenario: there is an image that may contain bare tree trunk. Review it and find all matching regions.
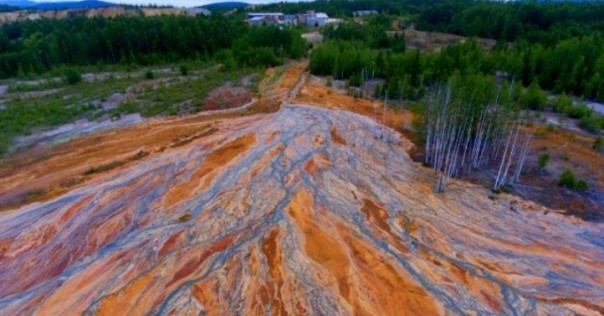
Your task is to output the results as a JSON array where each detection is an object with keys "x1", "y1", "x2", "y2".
[
  {"x1": 513, "y1": 133, "x2": 532, "y2": 182},
  {"x1": 494, "y1": 126, "x2": 514, "y2": 190},
  {"x1": 500, "y1": 125, "x2": 521, "y2": 187}
]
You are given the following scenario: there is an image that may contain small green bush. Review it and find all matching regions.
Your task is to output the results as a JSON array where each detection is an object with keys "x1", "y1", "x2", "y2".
[
  {"x1": 348, "y1": 72, "x2": 363, "y2": 87},
  {"x1": 62, "y1": 68, "x2": 81, "y2": 85},
  {"x1": 538, "y1": 153, "x2": 550, "y2": 170},
  {"x1": 145, "y1": 69, "x2": 154, "y2": 79},
  {"x1": 179, "y1": 65, "x2": 189, "y2": 76},
  {"x1": 558, "y1": 169, "x2": 588, "y2": 191},
  {"x1": 594, "y1": 137, "x2": 603, "y2": 151},
  {"x1": 553, "y1": 94, "x2": 573, "y2": 113},
  {"x1": 565, "y1": 102, "x2": 593, "y2": 119},
  {"x1": 579, "y1": 115, "x2": 602, "y2": 134},
  {"x1": 521, "y1": 81, "x2": 547, "y2": 110}
]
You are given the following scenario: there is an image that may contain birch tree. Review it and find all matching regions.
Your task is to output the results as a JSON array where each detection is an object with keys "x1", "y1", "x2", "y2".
[{"x1": 421, "y1": 74, "x2": 532, "y2": 192}]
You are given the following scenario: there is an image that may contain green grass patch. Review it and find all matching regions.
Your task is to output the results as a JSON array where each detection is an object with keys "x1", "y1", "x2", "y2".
[
  {"x1": 0, "y1": 76, "x2": 142, "y2": 155},
  {"x1": 0, "y1": 65, "x2": 257, "y2": 156},
  {"x1": 131, "y1": 69, "x2": 251, "y2": 117}
]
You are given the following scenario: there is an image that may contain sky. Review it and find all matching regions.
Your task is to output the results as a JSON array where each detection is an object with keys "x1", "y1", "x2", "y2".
[{"x1": 18, "y1": 0, "x2": 308, "y2": 8}]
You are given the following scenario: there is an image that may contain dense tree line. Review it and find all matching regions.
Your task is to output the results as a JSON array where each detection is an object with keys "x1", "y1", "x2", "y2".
[
  {"x1": 311, "y1": 27, "x2": 604, "y2": 101},
  {"x1": 310, "y1": 36, "x2": 604, "y2": 132},
  {"x1": 322, "y1": 16, "x2": 406, "y2": 52},
  {"x1": 257, "y1": 0, "x2": 604, "y2": 44},
  {"x1": 420, "y1": 1, "x2": 604, "y2": 44},
  {"x1": 0, "y1": 14, "x2": 307, "y2": 78}
]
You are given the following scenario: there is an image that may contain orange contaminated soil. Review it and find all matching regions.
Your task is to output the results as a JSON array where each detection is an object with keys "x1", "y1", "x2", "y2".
[
  {"x1": 164, "y1": 134, "x2": 256, "y2": 208},
  {"x1": 287, "y1": 190, "x2": 441, "y2": 315},
  {"x1": 521, "y1": 126, "x2": 604, "y2": 217},
  {"x1": 292, "y1": 77, "x2": 414, "y2": 136},
  {"x1": 202, "y1": 85, "x2": 254, "y2": 111},
  {"x1": 294, "y1": 74, "x2": 603, "y2": 220},
  {"x1": 1, "y1": 61, "x2": 603, "y2": 315},
  {"x1": 528, "y1": 126, "x2": 603, "y2": 190},
  {"x1": 330, "y1": 128, "x2": 347, "y2": 146},
  {"x1": 262, "y1": 229, "x2": 288, "y2": 315},
  {"x1": 0, "y1": 62, "x2": 308, "y2": 211}
]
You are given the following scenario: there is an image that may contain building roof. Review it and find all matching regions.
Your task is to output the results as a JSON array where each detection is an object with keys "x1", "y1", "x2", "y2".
[
  {"x1": 248, "y1": 12, "x2": 283, "y2": 16},
  {"x1": 315, "y1": 13, "x2": 328, "y2": 18},
  {"x1": 247, "y1": 16, "x2": 265, "y2": 22}
]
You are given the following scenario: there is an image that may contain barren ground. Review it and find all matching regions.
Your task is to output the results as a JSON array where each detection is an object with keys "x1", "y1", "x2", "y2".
[{"x1": 0, "y1": 62, "x2": 602, "y2": 315}]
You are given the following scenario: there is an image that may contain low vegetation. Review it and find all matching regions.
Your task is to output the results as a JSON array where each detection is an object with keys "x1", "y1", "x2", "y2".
[
  {"x1": 594, "y1": 137, "x2": 603, "y2": 151},
  {"x1": 62, "y1": 68, "x2": 82, "y2": 85},
  {"x1": 558, "y1": 169, "x2": 588, "y2": 191},
  {"x1": 538, "y1": 153, "x2": 550, "y2": 171},
  {"x1": 0, "y1": 66, "x2": 255, "y2": 156}
]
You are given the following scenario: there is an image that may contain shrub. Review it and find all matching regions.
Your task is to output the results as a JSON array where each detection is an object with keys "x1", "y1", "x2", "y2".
[
  {"x1": 538, "y1": 153, "x2": 550, "y2": 170},
  {"x1": 553, "y1": 94, "x2": 573, "y2": 113},
  {"x1": 216, "y1": 49, "x2": 236, "y2": 71},
  {"x1": 558, "y1": 169, "x2": 588, "y2": 191},
  {"x1": 576, "y1": 179, "x2": 588, "y2": 191},
  {"x1": 594, "y1": 136, "x2": 603, "y2": 151},
  {"x1": 521, "y1": 81, "x2": 547, "y2": 110},
  {"x1": 558, "y1": 169, "x2": 576, "y2": 187},
  {"x1": 565, "y1": 102, "x2": 593, "y2": 119},
  {"x1": 62, "y1": 68, "x2": 81, "y2": 85},
  {"x1": 179, "y1": 65, "x2": 189, "y2": 76},
  {"x1": 579, "y1": 115, "x2": 602, "y2": 134},
  {"x1": 348, "y1": 72, "x2": 363, "y2": 87},
  {"x1": 145, "y1": 69, "x2": 154, "y2": 79}
]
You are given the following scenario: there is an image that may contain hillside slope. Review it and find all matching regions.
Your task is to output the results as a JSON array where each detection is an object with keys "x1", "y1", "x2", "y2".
[{"x1": 0, "y1": 67, "x2": 603, "y2": 315}]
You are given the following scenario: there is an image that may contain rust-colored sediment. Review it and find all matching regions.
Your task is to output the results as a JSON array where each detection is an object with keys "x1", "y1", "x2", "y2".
[
  {"x1": 0, "y1": 63, "x2": 602, "y2": 315},
  {"x1": 164, "y1": 134, "x2": 255, "y2": 208}
]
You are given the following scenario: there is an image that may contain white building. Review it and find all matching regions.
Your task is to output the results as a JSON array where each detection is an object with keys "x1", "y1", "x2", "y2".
[
  {"x1": 305, "y1": 12, "x2": 329, "y2": 27},
  {"x1": 245, "y1": 11, "x2": 335, "y2": 28},
  {"x1": 246, "y1": 12, "x2": 284, "y2": 26}
]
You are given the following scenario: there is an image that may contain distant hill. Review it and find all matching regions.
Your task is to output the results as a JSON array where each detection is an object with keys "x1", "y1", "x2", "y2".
[
  {"x1": 0, "y1": 4, "x2": 19, "y2": 12},
  {"x1": 0, "y1": 0, "x2": 116, "y2": 10},
  {"x1": 0, "y1": 0, "x2": 36, "y2": 7},
  {"x1": 33, "y1": 1, "x2": 115, "y2": 10},
  {"x1": 201, "y1": 2, "x2": 249, "y2": 10}
]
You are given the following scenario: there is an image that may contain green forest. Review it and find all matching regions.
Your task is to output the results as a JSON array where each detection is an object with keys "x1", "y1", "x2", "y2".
[
  {"x1": 306, "y1": 5, "x2": 604, "y2": 134},
  {"x1": 0, "y1": 14, "x2": 307, "y2": 77},
  {"x1": 1, "y1": 0, "x2": 604, "y2": 157},
  {"x1": 262, "y1": 0, "x2": 604, "y2": 43}
]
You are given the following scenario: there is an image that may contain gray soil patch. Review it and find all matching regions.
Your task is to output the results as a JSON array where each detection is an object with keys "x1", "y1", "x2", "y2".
[{"x1": 12, "y1": 114, "x2": 143, "y2": 152}]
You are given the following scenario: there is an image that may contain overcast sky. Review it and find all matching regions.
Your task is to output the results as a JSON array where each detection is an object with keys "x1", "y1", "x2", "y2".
[{"x1": 21, "y1": 0, "x2": 308, "y2": 8}]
